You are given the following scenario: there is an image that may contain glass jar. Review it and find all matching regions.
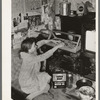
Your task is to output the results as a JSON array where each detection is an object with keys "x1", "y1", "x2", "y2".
[{"x1": 66, "y1": 72, "x2": 73, "y2": 88}]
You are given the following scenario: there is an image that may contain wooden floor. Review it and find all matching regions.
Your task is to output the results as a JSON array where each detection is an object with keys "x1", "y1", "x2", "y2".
[{"x1": 11, "y1": 86, "x2": 81, "y2": 100}]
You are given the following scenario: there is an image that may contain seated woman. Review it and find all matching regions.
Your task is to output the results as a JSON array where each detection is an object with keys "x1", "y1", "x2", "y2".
[{"x1": 18, "y1": 37, "x2": 64, "y2": 100}]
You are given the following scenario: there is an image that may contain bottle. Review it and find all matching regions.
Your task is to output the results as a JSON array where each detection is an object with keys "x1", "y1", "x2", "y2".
[{"x1": 66, "y1": 72, "x2": 73, "y2": 88}]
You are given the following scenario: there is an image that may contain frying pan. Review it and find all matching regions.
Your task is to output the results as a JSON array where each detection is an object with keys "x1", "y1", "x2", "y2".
[{"x1": 76, "y1": 79, "x2": 92, "y2": 89}]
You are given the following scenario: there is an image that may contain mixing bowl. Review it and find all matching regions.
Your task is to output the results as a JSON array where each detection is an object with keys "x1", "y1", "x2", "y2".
[{"x1": 78, "y1": 86, "x2": 95, "y2": 100}]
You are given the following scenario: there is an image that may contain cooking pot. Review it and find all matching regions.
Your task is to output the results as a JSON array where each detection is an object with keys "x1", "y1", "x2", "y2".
[
  {"x1": 59, "y1": 1, "x2": 71, "y2": 16},
  {"x1": 76, "y1": 79, "x2": 92, "y2": 89}
]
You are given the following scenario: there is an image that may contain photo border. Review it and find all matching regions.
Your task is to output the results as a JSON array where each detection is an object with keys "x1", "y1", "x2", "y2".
[
  {"x1": 98, "y1": 0, "x2": 100, "y2": 99},
  {"x1": 2, "y1": 0, "x2": 99, "y2": 100},
  {"x1": 0, "y1": 0, "x2": 2, "y2": 99},
  {"x1": 2, "y1": 0, "x2": 11, "y2": 99}
]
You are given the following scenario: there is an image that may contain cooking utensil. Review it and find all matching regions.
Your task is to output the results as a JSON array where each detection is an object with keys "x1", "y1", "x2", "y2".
[{"x1": 76, "y1": 79, "x2": 92, "y2": 89}]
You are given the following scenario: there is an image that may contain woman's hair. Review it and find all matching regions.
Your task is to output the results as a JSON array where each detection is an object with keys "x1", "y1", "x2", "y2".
[{"x1": 19, "y1": 37, "x2": 36, "y2": 53}]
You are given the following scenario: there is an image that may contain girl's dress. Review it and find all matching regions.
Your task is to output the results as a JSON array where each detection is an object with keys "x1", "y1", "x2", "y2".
[{"x1": 19, "y1": 52, "x2": 51, "y2": 97}]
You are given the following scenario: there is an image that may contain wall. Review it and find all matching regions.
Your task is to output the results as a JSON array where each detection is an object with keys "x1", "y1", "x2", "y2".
[
  {"x1": 11, "y1": 0, "x2": 96, "y2": 26},
  {"x1": 12, "y1": 0, "x2": 25, "y2": 19},
  {"x1": 12, "y1": 0, "x2": 42, "y2": 19},
  {"x1": 12, "y1": 0, "x2": 96, "y2": 17},
  {"x1": 25, "y1": 0, "x2": 41, "y2": 12}
]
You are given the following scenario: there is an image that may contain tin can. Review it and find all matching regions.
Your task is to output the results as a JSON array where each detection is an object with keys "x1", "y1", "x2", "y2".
[{"x1": 66, "y1": 72, "x2": 73, "y2": 88}]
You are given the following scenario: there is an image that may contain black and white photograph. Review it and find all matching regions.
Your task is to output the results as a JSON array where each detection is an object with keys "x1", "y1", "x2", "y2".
[{"x1": 2, "y1": 0, "x2": 98, "y2": 100}]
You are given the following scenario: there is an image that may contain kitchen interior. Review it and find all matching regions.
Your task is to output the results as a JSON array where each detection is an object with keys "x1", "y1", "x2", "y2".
[{"x1": 11, "y1": 0, "x2": 96, "y2": 100}]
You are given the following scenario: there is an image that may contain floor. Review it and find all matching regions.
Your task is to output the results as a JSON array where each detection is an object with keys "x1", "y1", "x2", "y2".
[
  {"x1": 11, "y1": 86, "x2": 77, "y2": 100},
  {"x1": 32, "y1": 87, "x2": 79, "y2": 100}
]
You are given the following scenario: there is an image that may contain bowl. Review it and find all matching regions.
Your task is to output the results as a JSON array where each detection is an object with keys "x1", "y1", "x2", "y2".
[
  {"x1": 78, "y1": 86, "x2": 95, "y2": 100},
  {"x1": 76, "y1": 79, "x2": 92, "y2": 89}
]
